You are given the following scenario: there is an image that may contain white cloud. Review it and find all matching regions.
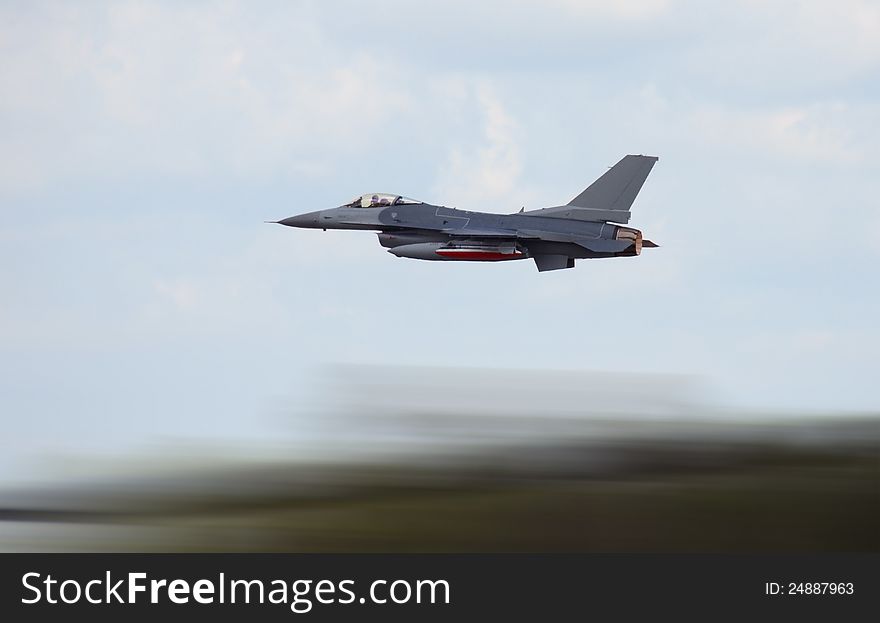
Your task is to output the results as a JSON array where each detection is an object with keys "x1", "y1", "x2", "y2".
[
  {"x1": 691, "y1": 103, "x2": 861, "y2": 164},
  {"x1": 431, "y1": 82, "x2": 541, "y2": 211},
  {"x1": 547, "y1": 0, "x2": 672, "y2": 19},
  {"x1": 741, "y1": 0, "x2": 880, "y2": 70},
  {"x1": 153, "y1": 278, "x2": 200, "y2": 314},
  {"x1": 0, "y1": 2, "x2": 416, "y2": 194}
]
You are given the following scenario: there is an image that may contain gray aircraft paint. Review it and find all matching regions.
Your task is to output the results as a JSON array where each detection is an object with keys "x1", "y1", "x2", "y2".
[{"x1": 276, "y1": 155, "x2": 659, "y2": 272}]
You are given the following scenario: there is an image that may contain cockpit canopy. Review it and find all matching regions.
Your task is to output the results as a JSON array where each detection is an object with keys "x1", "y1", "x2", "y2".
[{"x1": 345, "y1": 193, "x2": 423, "y2": 208}]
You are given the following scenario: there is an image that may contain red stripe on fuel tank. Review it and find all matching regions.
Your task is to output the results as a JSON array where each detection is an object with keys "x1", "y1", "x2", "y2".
[{"x1": 435, "y1": 249, "x2": 524, "y2": 261}]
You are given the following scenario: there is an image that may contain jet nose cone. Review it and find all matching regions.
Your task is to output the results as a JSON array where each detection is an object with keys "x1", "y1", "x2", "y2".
[{"x1": 278, "y1": 213, "x2": 317, "y2": 228}]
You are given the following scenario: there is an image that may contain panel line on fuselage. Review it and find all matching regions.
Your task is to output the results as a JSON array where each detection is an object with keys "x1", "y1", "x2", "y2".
[{"x1": 434, "y1": 206, "x2": 470, "y2": 230}]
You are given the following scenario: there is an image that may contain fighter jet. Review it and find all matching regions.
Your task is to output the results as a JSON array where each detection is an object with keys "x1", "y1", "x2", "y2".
[{"x1": 275, "y1": 154, "x2": 658, "y2": 272}]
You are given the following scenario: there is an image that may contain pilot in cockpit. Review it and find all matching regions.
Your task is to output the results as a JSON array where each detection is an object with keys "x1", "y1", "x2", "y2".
[{"x1": 361, "y1": 193, "x2": 417, "y2": 207}]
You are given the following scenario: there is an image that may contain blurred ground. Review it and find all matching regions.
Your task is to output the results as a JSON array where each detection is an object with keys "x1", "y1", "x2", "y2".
[{"x1": 1, "y1": 369, "x2": 877, "y2": 552}]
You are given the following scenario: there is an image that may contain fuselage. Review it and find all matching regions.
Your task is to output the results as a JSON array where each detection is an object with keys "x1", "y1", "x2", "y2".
[{"x1": 279, "y1": 203, "x2": 639, "y2": 262}]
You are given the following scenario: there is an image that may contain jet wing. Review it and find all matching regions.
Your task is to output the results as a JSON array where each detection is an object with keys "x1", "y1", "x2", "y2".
[
  {"x1": 440, "y1": 228, "x2": 524, "y2": 238},
  {"x1": 444, "y1": 228, "x2": 632, "y2": 252}
]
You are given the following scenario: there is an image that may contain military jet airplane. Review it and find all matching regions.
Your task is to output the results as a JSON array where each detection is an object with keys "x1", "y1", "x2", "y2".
[{"x1": 275, "y1": 154, "x2": 658, "y2": 271}]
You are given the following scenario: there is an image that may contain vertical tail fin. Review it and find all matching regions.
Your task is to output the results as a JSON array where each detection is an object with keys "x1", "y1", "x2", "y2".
[
  {"x1": 568, "y1": 154, "x2": 658, "y2": 212},
  {"x1": 523, "y1": 154, "x2": 658, "y2": 224}
]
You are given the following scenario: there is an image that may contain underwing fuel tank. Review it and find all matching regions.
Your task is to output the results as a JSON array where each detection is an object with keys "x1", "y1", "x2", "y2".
[
  {"x1": 388, "y1": 242, "x2": 528, "y2": 262},
  {"x1": 377, "y1": 232, "x2": 446, "y2": 248}
]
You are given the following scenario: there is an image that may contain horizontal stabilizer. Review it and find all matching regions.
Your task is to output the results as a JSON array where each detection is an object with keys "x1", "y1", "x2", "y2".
[{"x1": 572, "y1": 238, "x2": 632, "y2": 253}]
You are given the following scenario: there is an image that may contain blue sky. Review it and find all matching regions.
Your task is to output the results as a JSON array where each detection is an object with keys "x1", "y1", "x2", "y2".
[{"x1": 1, "y1": 0, "x2": 879, "y2": 481}]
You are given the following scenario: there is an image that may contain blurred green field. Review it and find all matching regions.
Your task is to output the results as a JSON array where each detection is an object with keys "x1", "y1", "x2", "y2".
[
  {"x1": 116, "y1": 445, "x2": 878, "y2": 552},
  {"x1": 2, "y1": 417, "x2": 877, "y2": 552}
]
